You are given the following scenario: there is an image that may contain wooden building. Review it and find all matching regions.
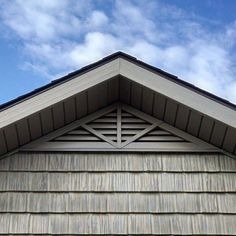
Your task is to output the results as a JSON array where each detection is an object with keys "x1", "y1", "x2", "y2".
[{"x1": 0, "y1": 52, "x2": 236, "y2": 235}]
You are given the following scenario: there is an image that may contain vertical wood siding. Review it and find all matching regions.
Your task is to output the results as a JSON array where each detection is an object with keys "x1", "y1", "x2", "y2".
[{"x1": 0, "y1": 152, "x2": 236, "y2": 235}]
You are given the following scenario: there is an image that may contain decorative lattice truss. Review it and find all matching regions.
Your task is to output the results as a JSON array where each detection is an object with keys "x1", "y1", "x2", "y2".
[
  {"x1": 23, "y1": 103, "x2": 215, "y2": 152},
  {"x1": 53, "y1": 104, "x2": 187, "y2": 149}
]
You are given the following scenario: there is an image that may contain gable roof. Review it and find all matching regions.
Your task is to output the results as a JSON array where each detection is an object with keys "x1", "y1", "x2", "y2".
[
  {"x1": 0, "y1": 52, "x2": 235, "y2": 157},
  {"x1": 1, "y1": 51, "x2": 235, "y2": 112}
]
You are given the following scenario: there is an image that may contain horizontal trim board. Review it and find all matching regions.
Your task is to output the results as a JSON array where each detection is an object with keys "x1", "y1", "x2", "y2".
[
  {"x1": 55, "y1": 136, "x2": 101, "y2": 141},
  {"x1": 22, "y1": 148, "x2": 219, "y2": 152}
]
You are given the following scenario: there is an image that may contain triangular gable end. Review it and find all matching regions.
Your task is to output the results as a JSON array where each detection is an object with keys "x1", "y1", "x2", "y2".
[
  {"x1": 0, "y1": 52, "x2": 235, "y2": 157},
  {"x1": 22, "y1": 103, "x2": 218, "y2": 152}
]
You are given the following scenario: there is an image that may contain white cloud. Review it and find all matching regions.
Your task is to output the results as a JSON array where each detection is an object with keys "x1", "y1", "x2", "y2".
[
  {"x1": 0, "y1": 0, "x2": 236, "y2": 103},
  {"x1": 88, "y1": 11, "x2": 108, "y2": 28},
  {"x1": 69, "y1": 32, "x2": 121, "y2": 67}
]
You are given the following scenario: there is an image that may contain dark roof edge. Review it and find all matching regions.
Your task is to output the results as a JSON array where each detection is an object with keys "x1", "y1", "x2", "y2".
[
  {"x1": 120, "y1": 53, "x2": 236, "y2": 111},
  {"x1": 0, "y1": 51, "x2": 235, "y2": 112}
]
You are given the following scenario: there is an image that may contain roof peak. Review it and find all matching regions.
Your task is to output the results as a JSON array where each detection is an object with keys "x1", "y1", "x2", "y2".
[{"x1": 0, "y1": 51, "x2": 235, "y2": 112}]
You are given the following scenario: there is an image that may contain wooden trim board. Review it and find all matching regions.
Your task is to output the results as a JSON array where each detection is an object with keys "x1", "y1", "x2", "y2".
[{"x1": 0, "y1": 56, "x2": 235, "y2": 131}]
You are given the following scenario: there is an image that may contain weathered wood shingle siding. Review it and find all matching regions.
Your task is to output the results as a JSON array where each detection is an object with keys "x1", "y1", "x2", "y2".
[{"x1": 0, "y1": 152, "x2": 236, "y2": 235}]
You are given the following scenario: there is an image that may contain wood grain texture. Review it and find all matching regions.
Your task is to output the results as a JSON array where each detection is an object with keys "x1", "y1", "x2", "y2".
[
  {"x1": 0, "y1": 152, "x2": 236, "y2": 235},
  {"x1": 0, "y1": 155, "x2": 9, "y2": 170},
  {"x1": 9, "y1": 152, "x2": 48, "y2": 171},
  {"x1": 1, "y1": 192, "x2": 236, "y2": 213},
  {"x1": 0, "y1": 171, "x2": 235, "y2": 192},
  {"x1": 29, "y1": 214, "x2": 49, "y2": 234},
  {"x1": 1, "y1": 213, "x2": 236, "y2": 234},
  {"x1": 4, "y1": 152, "x2": 236, "y2": 172}
]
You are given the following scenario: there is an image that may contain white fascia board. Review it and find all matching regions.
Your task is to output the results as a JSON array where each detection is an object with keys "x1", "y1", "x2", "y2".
[
  {"x1": 120, "y1": 58, "x2": 236, "y2": 129},
  {"x1": 0, "y1": 57, "x2": 235, "y2": 130},
  {"x1": 0, "y1": 58, "x2": 120, "y2": 129}
]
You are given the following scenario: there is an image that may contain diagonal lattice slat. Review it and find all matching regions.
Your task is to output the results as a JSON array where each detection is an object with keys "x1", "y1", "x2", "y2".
[
  {"x1": 51, "y1": 104, "x2": 189, "y2": 149},
  {"x1": 24, "y1": 102, "x2": 215, "y2": 152}
]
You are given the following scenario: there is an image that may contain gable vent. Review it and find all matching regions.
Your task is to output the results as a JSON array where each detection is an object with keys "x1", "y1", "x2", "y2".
[
  {"x1": 22, "y1": 103, "x2": 217, "y2": 152},
  {"x1": 135, "y1": 127, "x2": 186, "y2": 142},
  {"x1": 53, "y1": 127, "x2": 103, "y2": 142},
  {"x1": 121, "y1": 110, "x2": 151, "y2": 143}
]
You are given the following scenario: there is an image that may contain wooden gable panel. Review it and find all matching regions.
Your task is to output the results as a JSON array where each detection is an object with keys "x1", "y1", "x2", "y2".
[
  {"x1": 131, "y1": 82, "x2": 142, "y2": 109},
  {"x1": 3, "y1": 125, "x2": 19, "y2": 151},
  {"x1": 88, "y1": 82, "x2": 108, "y2": 113},
  {"x1": 52, "y1": 102, "x2": 65, "y2": 130},
  {"x1": 175, "y1": 104, "x2": 190, "y2": 131},
  {"x1": 210, "y1": 121, "x2": 227, "y2": 147},
  {"x1": 222, "y1": 127, "x2": 236, "y2": 153},
  {"x1": 119, "y1": 77, "x2": 131, "y2": 104},
  {"x1": 64, "y1": 96, "x2": 77, "y2": 124},
  {"x1": 28, "y1": 113, "x2": 42, "y2": 140},
  {"x1": 107, "y1": 77, "x2": 119, "y2": 103},
  {"x1": 199, "y1": 116, "x2": 214, "y2": 142},
  {"x1": 0, "y1": 130, "x2": 7, "y2": 155},
  {"x1": 187, "y1": 110, "x2": 202, "y2": 136},
  {"x1": 152, "y1": 93, "x2": 166, "y2": 120},
  {"x1": 40, "y1": 108, "x2": 54, "y2": 135},
  {"x1": 141, "y1": 87, "x2": 154, "y2": 115},
  {"x1": 75, "y1": 91, "x2": 88, "y2": 119},
  {"x1": 164, "y1": 99, "x2": 178, "y2": 126},
  {"x1": 16, "y1": 119, "x2": 31, "y2": 146}
]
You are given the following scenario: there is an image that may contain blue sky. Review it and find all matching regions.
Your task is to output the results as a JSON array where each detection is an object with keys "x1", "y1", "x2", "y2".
[{"x1": 0, "y1": 0, "x2": 236, "y2": 104}]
